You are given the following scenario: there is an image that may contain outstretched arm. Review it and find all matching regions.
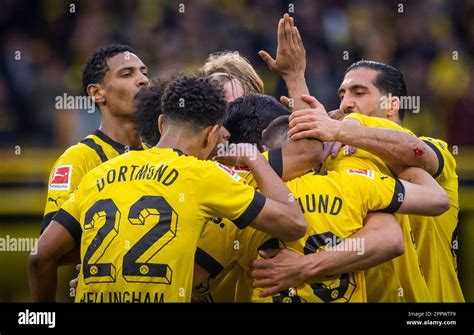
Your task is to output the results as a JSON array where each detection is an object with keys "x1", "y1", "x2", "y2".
[
  {"x1": 287, "y1": 96, "x2": 450, "y2": 216},
  {"x1": 336, "y1": 121, "x2": 440, "y2": 175},
  {"x1": 287, "y1": 99, "x2": 440, "y2": 175},
  {"x1": 394, "y1": 166, "x2": 450, "y2": 216},
  {"x1": 259, "y1": 13, "x2": 310, "y2": 111}
]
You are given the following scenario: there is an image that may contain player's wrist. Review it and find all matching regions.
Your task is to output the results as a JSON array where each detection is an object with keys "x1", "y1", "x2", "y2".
[
  {"x1": 283, "y1": 73, "x2": 305, "y2": 85},
  {"x1": 335, "y1": 120, "x2": 351, "y2": 143},
  {"x1": 244, "y1": 151, "x2": 265, "y2": 168},
  {"x1": 338, "y1": 118, "x2": 364, "y2": 145},
  {"x1": 302, "y1": 252, "x2": 322, "y2": 279}
]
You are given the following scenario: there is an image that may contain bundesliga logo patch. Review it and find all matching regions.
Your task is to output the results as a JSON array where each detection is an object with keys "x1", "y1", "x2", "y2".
[
  {"x1": 49, "y1": 165, "x2": 72, "y2": 190},
  {"x1": 347, "y1": 169, "x2": 374, "y2": 179},
  {"x1": 216, "y1": 163, "x2": 241, "y2": 182}
]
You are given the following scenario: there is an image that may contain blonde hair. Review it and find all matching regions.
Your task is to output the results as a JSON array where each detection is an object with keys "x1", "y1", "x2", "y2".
[{"x1": 201, "y1": 51, "x2": 264, "y2": 95}]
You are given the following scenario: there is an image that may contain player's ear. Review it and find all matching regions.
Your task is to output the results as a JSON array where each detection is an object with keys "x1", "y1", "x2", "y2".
[
  {"x1": 87, "y1": 84, "x2": 105, "y2": 105},
  {"x1": 387, "y1": 95, "x2": 400, "y2": 119},
  {"x1": 158, "y1": 114, "x2": 165, "y2": 135}
]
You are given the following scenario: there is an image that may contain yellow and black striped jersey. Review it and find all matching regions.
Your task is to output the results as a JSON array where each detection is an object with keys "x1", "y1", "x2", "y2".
[
  {"x1": 410, "y1": 136, "x2": 464, "y2": 301},
  {"x1": 326, "y1": 113, "x2": 432, "y2": 302},
  {"x1": 53, "y1": 147, "x2": 265, "y2": 302},
  {"x1": 192, "y1": 150, "x2": 281, "y2": 303},
  {"x1": 195, "y1": 155, "x2": 404, "y2": 303},
  {"x1": 193, "y1": 218, "x2": 276, "y2": 302},
  {"x1": 42, "y1": 129, "x2": 148, "y2": 232}
]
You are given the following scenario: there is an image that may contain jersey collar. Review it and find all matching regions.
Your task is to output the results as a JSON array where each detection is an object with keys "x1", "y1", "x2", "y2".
[
  {"x1": 150, "y1": 147, "x2": 187, "y2": 156},
  {"x1": 93, "y1": 129, "x2": 144, "y2": 155}
]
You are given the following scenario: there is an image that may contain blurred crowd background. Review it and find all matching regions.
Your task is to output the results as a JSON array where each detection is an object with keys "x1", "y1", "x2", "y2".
[
  {"x1": 1, "y1": 0, "x2": 473, "y2": 146},
  {"x1": 0, "y1": 0, "x2": 473, "y2": 302}
]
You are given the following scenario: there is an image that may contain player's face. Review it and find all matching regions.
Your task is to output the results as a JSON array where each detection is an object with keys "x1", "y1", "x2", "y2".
[
  {"x1": 338, "y1": 68, "x2": 386, "y2": 118},
  {"x1": 101, "y1": 52, "x2": 149, "y2": 117},
  {"x1": 223, "y1": 78, "x2": 245, "y2": 102}
]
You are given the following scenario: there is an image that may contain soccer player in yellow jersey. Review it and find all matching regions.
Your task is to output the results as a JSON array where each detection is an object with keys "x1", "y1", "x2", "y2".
[
  {"x1": 42, "y1": 45, "x2": 150, "y2": 235},
  {"x1": 285, "y1": 60, "x2": 463, "y2": 302},
  {"x1": 28, "y1": 75, "x2": 306, "y2": 302},
  {"x1": 194, "y1": 111, "x2": 449, "y2": 302},
  {"x1": 337, "y1": 114, "x2": 462, "y2": 302},
  {"x1": 191, "y1": 94, "x2": 288, "y2": 303},
  {"x1": 193, "y1": 94, "x2": 290, "y2": 302},
  {"x1": 192, "y1": 13, "x2": 315, "y2": 302}
]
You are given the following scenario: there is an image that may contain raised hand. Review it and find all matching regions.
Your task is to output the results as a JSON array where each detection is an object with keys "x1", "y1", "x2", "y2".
[{"x1": 259, "y1": 13, "x2": 306, "y2": 80}]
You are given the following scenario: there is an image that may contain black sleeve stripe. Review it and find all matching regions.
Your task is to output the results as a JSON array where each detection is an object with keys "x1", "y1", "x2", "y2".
[
  {"x1": 268, "y1": 148, "x2": 283, "y2": 178},
  {"x1": 40, "y1": 211, "x2": 57, "y2": 234},
  {"x1": 232, "y1": 191, "x2": 266, "y2": 229},
  {"x1": 194, "y1": 247, "x2": 224, "y2": 278},
  {"x1": 381, "y1": 178, "x2": 405, "y2": 213},
  {"x1": 52, "y1": 209, "x2": 82, "y2": 246},
  {"x1": 423, "y1": 140, "x2": 444, "y2": 179},
  {"x1": 80, "y1": 138, "x2": 108, "y2": 163}
]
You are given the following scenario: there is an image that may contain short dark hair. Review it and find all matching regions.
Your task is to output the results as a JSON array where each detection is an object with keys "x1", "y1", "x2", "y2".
[
  {"x1": 224, "y1": 93, "x2": 290, "y2": 151},
  {"x1": 262, "y1": 115, "x2": 290, "y2": 150},
  {"x1": 161, "y1": 75, "x2": 227, "y2": 131},
  {"x1": 82, "y1": 44, "x2": 134, "y2": 96},
  {"x1": 133, "y1": 79, "x2": 168, "y2": 147},
  {"x1": 346, "y1": 60, "x2": 408, "y2": 121}
]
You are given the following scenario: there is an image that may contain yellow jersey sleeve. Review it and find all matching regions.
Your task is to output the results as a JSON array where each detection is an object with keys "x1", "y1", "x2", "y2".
[
  {"x1": 51, "y1": 190, "x2": 82, "y2": 246},
  {"x1": 343, "y1": 169, "x2": 405, "y2": 214},
  {"x1": 42, "y1": 131, "x2": 149, "y2": 233},
  {"x1": 193, "y1": 162, "x2": 266, "y2": 229},
  {"x1": 195, "y1": 224, "x2": 275, "y2": 279},
  {"x1": 195, "y1": 219, "x2": 240, "y2": 278},
  {"x1": 418, "y1": 137, "x2": 457, "y2": 187},
  {"x1": 42, "y1": 144, "x2": 99, "y2": 232},
  {"x1": 194, "y1": 223, "x2": 275, "y2": 302}
]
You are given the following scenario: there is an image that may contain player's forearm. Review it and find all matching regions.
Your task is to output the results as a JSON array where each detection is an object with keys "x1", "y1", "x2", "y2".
[
  {"x1": 247, "y1": 154, "x2": 305, "y2": 241},
  {"x1": 301, "y1": 221, "x2": 404, "y2": 280},
  {"x1": 337, "y1": 121, "x2": 427, "y2": 167},
  {"x1": 301, "y1": 240, "x2": 377, "y2": 281},
  {"x1": 302, "y1": 241, "x2": 390, "y2": 282},
  {"x1": 395, "y1": 166, "x2": 450, "y2": 216},
  {"x1": 284, "y1": 74, "x2": 311, "y2": 112},
  {"x1": 28, "y1": 255, "x2": 58, "y2": 302}
]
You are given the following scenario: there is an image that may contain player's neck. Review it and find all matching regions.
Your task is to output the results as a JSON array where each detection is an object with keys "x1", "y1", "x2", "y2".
[
  {"x1": 157, "y1": 134, "x2": 204, "y2": 159},
  {"x1": 387, "y1": 114, "x2": 402, "y2": 126},
  {"x1": 98, "y1": 117, "x2": 142, "y2": 147}
]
